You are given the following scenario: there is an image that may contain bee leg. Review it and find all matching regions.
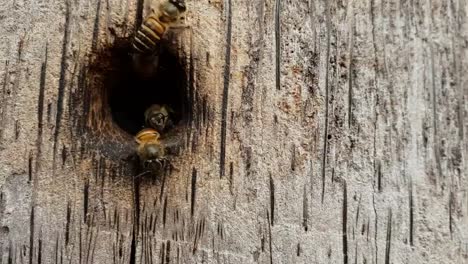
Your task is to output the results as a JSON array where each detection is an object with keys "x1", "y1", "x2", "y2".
[
  {"x1": 134, "y1": 170, "x2": 151, "y2": 179},
  {"x1": 143, "y1": 160, "x2": 152, "y2": 168},
  {"x1": 168, "y1": 162, "x2": 179, "y2": 172},
  {"x1": 165, "y1": 119, "x2": 175, "y2": 131},
  {"x1": 169, "y1": 24, "x2": 190, "y2": 30},
  {"x1": 111, "y1": 170, "x2": 150, "y2": 185},
  {"x1": 158, "y1": 158, "x2": 167, "y2": 170},
  {"x1": 151, "y1": 158, "x2": 165, "y2": 172},
  {"x1": 161, "y1": 157, "x2": 178, "y2": 172}
]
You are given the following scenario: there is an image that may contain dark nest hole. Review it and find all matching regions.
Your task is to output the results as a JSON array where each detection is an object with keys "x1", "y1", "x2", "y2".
[
  {"x1": 103, "y1": 39, "x2": 189, "y2": 136},
  {"x1": 77, "y1": 35, "x2": 196, "y2": 173}
]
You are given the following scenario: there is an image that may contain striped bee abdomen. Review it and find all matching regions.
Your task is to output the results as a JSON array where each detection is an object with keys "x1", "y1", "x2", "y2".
[{"x1": 132, "y1": 15, "x2": 168, "y2": 54}]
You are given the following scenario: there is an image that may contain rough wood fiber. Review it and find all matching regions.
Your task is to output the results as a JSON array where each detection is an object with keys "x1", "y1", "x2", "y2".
[{"x1": 0, "y1": 0, "x2": 467, "y2": 263}]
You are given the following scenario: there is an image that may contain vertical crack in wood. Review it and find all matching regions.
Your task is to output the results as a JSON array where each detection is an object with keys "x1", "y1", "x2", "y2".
[
  {"x1": 220, "y1": 0, "x2": 232, "y2": 178},
  {"x1": 28, "y1": 153, "x2": 33, "y2": 182},
  {"x1": 266, "y1": 209, "x2": 273, "y2": 264},
  {"x1": 192, "y1": 220, "x2": 201, "y2": 254},
  {"x1": 38, "y1": 230, "x2": 42, "y2": 264},
  {"x1": 53, "y1": 0, "x2": 72, "y2": 165},
  {"x1": 87, "y1": 219, "x2": 94, "y2": 263},
  {"x1": 14, "y1": 120, "x2": 19, "y2": 140},
  {"x1": 162, "y1": 196, "x2": 168, "y2": 227},
  {"x1": 160, "y1": 241, "x2": 166, "y2": 262},
  {"x1": 290, "y1": 144, "x2": 296, "y2": 171},
  {"x1": 321, "y1": 0, "x2": 331, "y2": 203},
  {"x1": 369, "y1": 0, "x2": 380, "y2": 171},
  {"x1": 355, "y1": 194, "x2": 361, "y2": 237},
  {"x1": 47, "y1": 103, "x2": 52, "y2": 124},
  {"x1": 87, "y1": 217, "x2": 98, "y2": 264},
  {"x1": 36, "y1": 44, "x2": 48, "y2": 171},
  {"x1": 83, "y1": 180, "x2": 89, "y2": 224},
  {"x1": 366, "y1": 218, "x2": 370, "y2": 241},
  {"x1": 0, "y1": 61, "x2": 10, "y2": 144},
  {"x1": 269, "y1": 174, "x2": 275, "y2": 226},
  {"x1": 372, "y1": 194, "x2": 379, "y2": 263},
  {"x1": 449, "y1": 191, "x2": 454, "y2": 239},
  {"x1": 65, "y1": 201, "x2": 71, "y2": 246},
  {"x1": 92, "y1": 0, "x2": 102, "y2": 52},
  {"x1": 160, "y1": 172, "x2": 167, "y2": 201},
  {"x1": 130, "y1": 176, "x2": 141, "y2": 264},
  {"x1": 408, "y1": 174, "x2": 414, "y2": 246},
  {"x1": 354, "y1": 243, "x2": 358, "y2": 264},
  {"x1": 302, "y1": 185, "x2": 309, "y2": 231},
  {"x1": 29, "y1": 206, "x2": 35, "y2": 264},
  {"x1": 79, "y1": 226, "x2": 82, "y2": 264},
  {"x1": 7, "y1": 240, "x2": 13, "y2": 264},
  {"x1": 430, "y1": 45, "x2": 443, "y2": 188},
  {"x1": 61, "y1": 146, "x2": 68, "y2": 168},
  {"x1": 275, "y1": 0, "x2": 281, "y2": 90},
  {"x1": 187, "y1": 32, "x2": 195, "y2": 129},
  {"x1": 11, "y1": 37, "x2": 24, "y2": 121},
  {"x1": 347, "y1": 13, "x2": 355, "y2": 128},
  {"x1": 54, "y1": 233, "x2": 60, "y2": 264},
  {"x1": 105, "y1": 0, "x2": 112, "y2": 43},
  {"x1": 342, "y1": 181, "x2": 348, "y2": 264},
  {"x1": 191, "y1": 168, "x2": 197, "y2": 218},
  {"x1": 229, "y1": 162, "x2": 234, "y2": 195},
  {"x1": 165, "y1": 240, "x2": 171, "y2": 264},
  {"x1": 384, "y1": 208, "x2": 392, "y2": 264},
  {"x1": 377, "y1": 160, "x2": 382, "y2": 192},
  {"x1": 451, "y1": 5, "x2": 465, "y2": 150}
]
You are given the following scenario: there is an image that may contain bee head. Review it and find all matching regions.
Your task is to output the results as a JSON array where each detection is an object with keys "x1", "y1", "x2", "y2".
[
  {"x1": 143, "y1": 156, "x2": 168, "y2": 172},
  {"x1": 159, "y1": 0, "x2": 185, "y2": 22},
  {"x1": 145, "y1": 104, "x2": 173, "y2": 133},
  {"x1": 169, "y1": 0, "x2": 187, "y2": 12},
  {"x1": 147, "y1": 112, "x2": 167, "y2": 132}
]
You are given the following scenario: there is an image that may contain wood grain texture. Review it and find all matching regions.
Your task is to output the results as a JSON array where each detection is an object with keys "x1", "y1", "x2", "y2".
[{"x1": 0, "y1": 0, "x2": 467, "y2": 263}]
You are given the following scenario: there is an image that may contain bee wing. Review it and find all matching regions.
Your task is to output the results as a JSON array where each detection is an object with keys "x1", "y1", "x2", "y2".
[
  {"x1": 169, "y1": 23, "x2": 189, "y2": 30},
  {"x1": 161, "y1": 134, "x2": 184, "y2": 155}
]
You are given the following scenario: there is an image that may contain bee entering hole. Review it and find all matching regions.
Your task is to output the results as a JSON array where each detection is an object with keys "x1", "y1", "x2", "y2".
[{"x1": 104, "y1": 40, "x2": 188, "y2": 136}]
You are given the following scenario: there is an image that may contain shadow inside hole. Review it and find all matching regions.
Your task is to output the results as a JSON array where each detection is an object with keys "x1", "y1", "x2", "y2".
[{"x1": 106, "y1": 41, "x2": 188, "y2": 136}]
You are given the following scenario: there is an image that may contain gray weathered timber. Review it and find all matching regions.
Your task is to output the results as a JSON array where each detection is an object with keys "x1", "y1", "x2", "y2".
[{"x1": 0, "y1": 0, "x2": 467, "y2": 263}]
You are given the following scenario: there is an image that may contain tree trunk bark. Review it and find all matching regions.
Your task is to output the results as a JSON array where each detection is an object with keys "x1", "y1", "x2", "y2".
[{"x1": 0, "y1": 0, "x2": 467, "y2": 263}]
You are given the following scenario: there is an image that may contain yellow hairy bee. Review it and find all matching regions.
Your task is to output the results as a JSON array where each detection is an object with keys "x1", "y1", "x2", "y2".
[
  {"x1": 135, "y1": 128, "x2": 168, "y2": 172},
  {"x1": 132, "y1": 0, "x2": 187, "y2": 54},
  {"x1": 144, "y1": 104, "x2": 174, "y2": 133}
]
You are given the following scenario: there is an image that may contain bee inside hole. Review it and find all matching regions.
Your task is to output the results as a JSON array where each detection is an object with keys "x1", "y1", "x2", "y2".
[{"x1": 104, "y1": 40, "x2": 189, "y2": 137}]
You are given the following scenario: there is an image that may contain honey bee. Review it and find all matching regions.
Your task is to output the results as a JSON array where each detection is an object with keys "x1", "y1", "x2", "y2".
[
  {"x1": 131, "y1": 0, "x2": 187, "y2": 78},
  {"x1": 135, "y1": 128, "x2": 168, "y2": 173},
  {"x1": 144, "y1": 104, "x2": 174, "y2": 133},
  {"x1": 132, "y1": 0, "x2": 187, "y2": 54}
]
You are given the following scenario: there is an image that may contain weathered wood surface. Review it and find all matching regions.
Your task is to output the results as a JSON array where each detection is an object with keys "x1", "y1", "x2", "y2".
[{"x1": 0, "y1": 0, "x2": 467, "y2": 263}]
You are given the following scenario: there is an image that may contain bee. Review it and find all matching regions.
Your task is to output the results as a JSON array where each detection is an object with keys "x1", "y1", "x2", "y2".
[
  {"x1": 132, "y1": 0, "x2": 187, "y2": 54},
  {"x1": 135, "y1": 128, "x2": 168, "y2": 173},
  {"x1": 144, "y1": 104, "x2": 175, "y2": 133}
]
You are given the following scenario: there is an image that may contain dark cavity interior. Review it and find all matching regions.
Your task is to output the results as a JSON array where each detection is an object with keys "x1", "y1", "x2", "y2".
[{"x1": 105, "y1": 41, "x2": 187, "y2": 135}]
